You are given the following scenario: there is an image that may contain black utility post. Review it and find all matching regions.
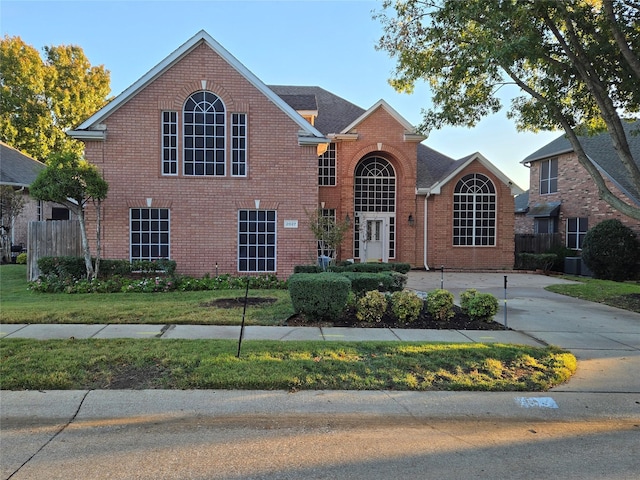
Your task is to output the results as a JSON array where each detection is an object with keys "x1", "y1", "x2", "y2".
[
  {"x1": 236, "y1": 276, "x2": 251, "y2": 358},
  {"x1": 503, "y1": 275, "x2": 508, "y2": 330},
  {"x1": 440, "y1": 265, "x2": 444, "y2": 290}
]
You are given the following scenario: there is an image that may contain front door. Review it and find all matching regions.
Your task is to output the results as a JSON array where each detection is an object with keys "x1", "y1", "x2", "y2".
[{"x1": 361, "y1": 216, "x2": 387, "y2": 262}]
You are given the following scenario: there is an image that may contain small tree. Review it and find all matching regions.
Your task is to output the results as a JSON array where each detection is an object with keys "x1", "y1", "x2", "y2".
[
  {"x1": 581, "y1": 219, "x2": 640, "y2": 281},
  {"x1": 30, "y1": 152, "x2": 108, "y2": 280},
  {"x1": 306, "y1": 208, "x2": 350, "y2": 265},
  {"x1": 0, "y1": 186, "x2": 26, "y2": 263}
]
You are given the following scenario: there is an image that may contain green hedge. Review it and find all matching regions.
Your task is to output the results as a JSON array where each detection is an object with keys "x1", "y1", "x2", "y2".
[
  {"x1": 339, "y1": 271, "x2": 407, "y2": 295},
  {"x1": 514, "y1": 253, "x2": 557, "y2": 272},
  {"x1": 37, "y1": 256, "x2": 177, "y2": 281},
  {"x1": 288, "y1": 272, "x2": 351, "y2": 320}
]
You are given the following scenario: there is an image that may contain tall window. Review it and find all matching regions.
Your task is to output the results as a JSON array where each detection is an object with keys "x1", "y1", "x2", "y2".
[
  {"x1": 318, "y1": 143, "x2": 336, "y2": 186},
  {"x1": 231, "y1": 113, "x2": 247, "y2": 176},
  {"x1": 183, "y1": 91, "x2": 225, "y2": 176},
  {"x1": 453, "y1": 173, "x2": 496, "y2": 246},
  {"x1": 317, "y1": 208, "x2": 336, "y2": 257},
  {"x1": 238, "y1": 210, "x2": 276, "y2": 272},
  {"x1": 130, "y1": 208, "x2": 170, "y2": 260},
  {"x1": 540, "y1": 158, "x2": 558, "y2": 194},
  {"x1": 566, "y1": 217, "x2": 588, "y2": 249},
  {"x1": 162, "y1": 111, "x2": 178, "y2": 175}
]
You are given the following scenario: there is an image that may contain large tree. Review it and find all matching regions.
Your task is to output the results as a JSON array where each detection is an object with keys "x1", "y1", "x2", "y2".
[
  {"x1": 0, "y1": 36, "x2": 111, "y2": 161},
  {"x1": 30, "y1": 152, "x2": 108, "y2": 280},
  {"x1": 376, "y1": 0, "x2": 640, "y2": 219}
]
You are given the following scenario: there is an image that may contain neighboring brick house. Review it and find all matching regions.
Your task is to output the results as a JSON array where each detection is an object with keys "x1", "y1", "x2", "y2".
[
  {"x1": 0, "y1": 142, "x2": 69, "y2": 261},
  {"x1": 68, "y1": 30, "x2": 521, "y2": 278},
  {"x1": 517, "y1": 120, "x2": 640, "y2": 250}
]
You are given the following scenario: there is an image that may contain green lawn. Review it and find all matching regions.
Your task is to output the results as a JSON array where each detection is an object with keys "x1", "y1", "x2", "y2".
[
  {"x1": 0, "y1": 265, "x2": 293, "y2": 325},
  {"x1": 0, "y1": 338, "x2": 576, "y2": 392},
  {"x1": 546, "y1": 276, "x2": 640, "y2": 313}
]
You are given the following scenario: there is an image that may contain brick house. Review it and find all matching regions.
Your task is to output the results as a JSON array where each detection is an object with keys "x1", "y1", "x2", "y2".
[
  {"x1": 0, "y1": 142, "x2": 70, "y2": 261},
  {"x1": 516, "y1": 120, "x2": 640, "y2": 250},
  {"x1": 69, "y1": 30, "x2": 521, "y2": 278}
]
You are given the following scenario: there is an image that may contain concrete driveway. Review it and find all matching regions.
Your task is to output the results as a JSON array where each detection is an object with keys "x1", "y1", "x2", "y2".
[{"x1": 407, "y1": 270, "x2": 640, "y2": 393}]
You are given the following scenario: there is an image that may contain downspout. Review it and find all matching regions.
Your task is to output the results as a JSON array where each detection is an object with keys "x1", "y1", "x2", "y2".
[{"x1": 423, "y1": 193, "x2": 430, "y2": 271}]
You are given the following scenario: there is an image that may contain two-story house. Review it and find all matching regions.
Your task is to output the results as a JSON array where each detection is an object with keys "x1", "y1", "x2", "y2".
[
  {"x1": 68, "y1": 30, "x2": 521, "y2": 278},
  {"x1": 517, "y1": 120, "x2": 640, "y2": 252}
]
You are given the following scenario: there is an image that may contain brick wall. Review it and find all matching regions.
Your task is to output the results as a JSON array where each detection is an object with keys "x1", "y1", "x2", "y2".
[
  {"x1": 82, "y1": 43, "x2": 318, "y2": 278},
  {"x1": 526, "y1": 152, "x2": 640, "y2": 243}
]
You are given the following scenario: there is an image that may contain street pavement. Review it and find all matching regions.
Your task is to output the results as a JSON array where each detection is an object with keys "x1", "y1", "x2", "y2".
[{"x1": 1, "y1": 271, "x2": 639, "y2": 479}]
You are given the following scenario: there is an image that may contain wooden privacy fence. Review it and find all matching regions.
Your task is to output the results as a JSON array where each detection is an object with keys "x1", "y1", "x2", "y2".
[
  {"x1": 514, "y1": 233, "x2": 562, "y2": 254},
  {"x1": 27, "y1": 220, "x2": 82, "y2": 281}
]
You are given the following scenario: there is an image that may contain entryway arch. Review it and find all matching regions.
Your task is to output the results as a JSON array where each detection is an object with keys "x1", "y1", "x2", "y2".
[{"x1": 353, "y1": 155, "x2": 396, "y2": 262}]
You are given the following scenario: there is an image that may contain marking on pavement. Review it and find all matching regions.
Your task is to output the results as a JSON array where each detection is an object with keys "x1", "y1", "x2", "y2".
[{"x1": 515, "y1": 397, "x2": 558, "y2": 409}]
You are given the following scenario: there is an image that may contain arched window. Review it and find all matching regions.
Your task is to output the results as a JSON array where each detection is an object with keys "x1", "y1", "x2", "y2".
[
  {"x1": 453, "y1": 173, "x2": 496, "y2": 246},
  {"x1": 183, "y1": 91, "x2": 225, "y2": 176},
  {"x1": 354, "y1": 156, "x2": 396, "y2": 213}
]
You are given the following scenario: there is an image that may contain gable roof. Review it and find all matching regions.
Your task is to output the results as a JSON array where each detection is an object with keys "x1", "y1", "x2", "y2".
[
  {"x1": 69, "y1": 30, "x2": 327, "y2": 146},
  {"x1": 522, "y1": 120, "x2": 640, "y2": 200},
  {"x1": 0, "y1": 142, "x2": 45, "y2": 188},
  {"x1": 418, "y1": 152, "x2": 523, "y2": 195}
]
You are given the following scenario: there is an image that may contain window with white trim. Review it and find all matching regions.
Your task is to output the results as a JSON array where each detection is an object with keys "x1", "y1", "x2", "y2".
[
  {"x1": 162, "y1": 111, "x2": 178, "y2": 175},
  {"x1": 317, "y1": 208, "x2": 336, "y2": 257},
  {"x1": 130, "y1": 208, "x2": 170, "y2": 260},
  {"x1": 238, "y1": 210, "x2": 276, "y2": 272},
  {"x1": 183, "y1": 91, "x2": 225, "y2": 176},
  {"x1": 566, "y1": 217, "x2": 588, "y2": 249},
  {"x1": 453, "y1": 173, "x2": 496, "y2": 246},
  {"x1": 319, "y1": 143, "x2": 336, "y2": 186},
  {"x1": 231, "y1": 113, "x2": 247, "y2": 176},
  {"x1": 540, "y1": 158, "x2": 558, "y2": 194}
]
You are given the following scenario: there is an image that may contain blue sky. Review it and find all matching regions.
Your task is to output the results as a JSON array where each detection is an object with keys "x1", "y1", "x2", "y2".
[{"x1": 2, "y1": 0, "x2": 562, "y2": 189}]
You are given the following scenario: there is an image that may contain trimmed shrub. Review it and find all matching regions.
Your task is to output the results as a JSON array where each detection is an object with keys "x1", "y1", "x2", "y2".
[
  {"x1": 355, "y1": 290, "x2": 388, "y2": 323},
  {"x1": 16, "y1": 252, "x2": 27, "y2": 264},
  {"x1": 460, "y1": 289, "x2": 499, "y2": 321},
  {"x1": 390, "y1": 290, "x2": 423, "y2": 324},
  {"x1": 293, "y1": 265, "x2": 322, "y2": 274},
  {"x1": 459, "y1": 288, "x2": 479, "y2": 313},
  {"x1": 582, "y1": 219, "x2": 640, "y2": 281},
  {"x1": 340, "y1": 271, "x2": 407, "y2": 295},
  {"x1": 426, "y1": 289, "x2": 455, "y2": 321},
  {"x1": 336, "y1": 262, "x2": 411, "y2": 274},
  {"x1": 514, "y1": 253, "x2": 558, "y2": 272},
  {"x1": 288, "y1": 272, "x2": 351, "y2": 320}
]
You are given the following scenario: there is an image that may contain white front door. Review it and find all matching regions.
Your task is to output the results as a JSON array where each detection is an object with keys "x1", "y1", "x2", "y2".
[{"x1": 361, "y1": 216, "x2": 388, "y2": 262}]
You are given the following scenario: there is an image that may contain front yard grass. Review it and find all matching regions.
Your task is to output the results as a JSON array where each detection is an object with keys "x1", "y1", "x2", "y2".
[
  {"x1": 0, "y1": 338, "x2": 576, "y2": 392},
  {"x1": 0, "y1": 265, "x2": 293, "y2": 325},
  {"x1": 546, "y1": 276, "x2": 640, "y2": 313}
]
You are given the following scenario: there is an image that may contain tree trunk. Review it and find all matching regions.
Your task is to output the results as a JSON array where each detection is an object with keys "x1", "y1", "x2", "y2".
[{"x1": 76, "y1": 207, "x2": 95, "y2": 281}]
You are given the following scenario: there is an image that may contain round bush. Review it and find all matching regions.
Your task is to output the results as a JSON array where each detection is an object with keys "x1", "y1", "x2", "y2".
[
  {"x1": 16, "y1": 252, "x2": 27, "y2": 264},
  {"x1": 426, "y1": 289, "x2": 454, "y2": 321},
  {"x1": 390, "y1": 290, "x2": 423, "y2": 324},
  {"x1": 581, "y1": 219, "x2": 640, "y2": 281},
  {"x1": 356, "y1": 290, "x2": 388, "y2": 323}
]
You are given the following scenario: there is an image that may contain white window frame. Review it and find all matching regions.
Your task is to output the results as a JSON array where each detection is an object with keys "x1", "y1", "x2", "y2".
[
  {"x1": 161, "y1": 111, "x2": 178, "y2": 176},
  {"x1": 540, "y1": 158, "x2": 558, "y2": 195},
  {"x1": 453, "y1": 173, "x2": 497, "y2": 246},
  {"x1": 130, "y1": 208, "x2": 170, "y2": 261},
  {"x1": 183, "y1": 91, "x2": 226, "y2": 176},
  {"x1": 566, "y1": 217, "x2": 588, "y2": 250},
  {"x1": 319, "y1": 143, "x2": 336, "y2": 186},
  {"x1": 237, "y1": 209, "x2": 277, "y2": 272},
  {"x1": 231, "y1": 113, "x2": 247, "y2": 177}
]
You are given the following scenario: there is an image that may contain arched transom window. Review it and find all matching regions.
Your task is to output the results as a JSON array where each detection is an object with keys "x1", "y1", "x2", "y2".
[
  {"x1": 183, "y1": 91, "x2": 225, "y2": 176},
  {"x1": 453, "y1": 173, "x2": 496, "y2": 246},
  {"x1": 354, "y1": 156, "x2": 396, "y2": 212}
]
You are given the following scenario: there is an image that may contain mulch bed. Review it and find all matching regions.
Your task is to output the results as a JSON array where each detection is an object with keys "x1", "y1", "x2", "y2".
[{"x1": 286, "y1": 305, "x2": 508, "y2": 331}]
